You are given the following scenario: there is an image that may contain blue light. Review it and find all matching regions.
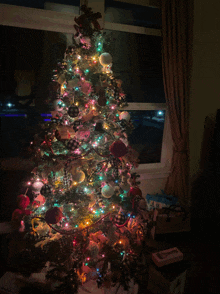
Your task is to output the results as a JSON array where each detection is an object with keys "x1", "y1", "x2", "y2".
[
  {"x1": 44, "y1": 119, "x2": 51, "y2": 121},
  {"x1": 1, "y1": 114, "x2": 26, "y2": 117},
  {"x1": 7, "y1": 103, "x2": 12, "y2": 107},
  {"x1": 96, "y1": 268, "x2": 99, "y2": 272},
  {"x1": 75, "y1": 87, "x2": 79, "y2": 91},
  {"x1": 157, "y1": 111, "x2": 163, "y2": 116},
  {"x1": 40, "y1": 114, "x2": 52, "y2": 117}
]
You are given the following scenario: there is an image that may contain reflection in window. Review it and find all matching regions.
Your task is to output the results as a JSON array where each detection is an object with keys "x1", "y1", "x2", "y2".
[
  {"x1": 103, "y1": 30, "x2": 165, "y2": 103},
  {"x1": 128, "y1": 110, "x2": 165, "y2": 164},
  {"x1": 105, "y1": 0, "x2": 162, "y2": 29},
  {"x1": 0, "y1": 0, "x2": 80, "y2": 10}
]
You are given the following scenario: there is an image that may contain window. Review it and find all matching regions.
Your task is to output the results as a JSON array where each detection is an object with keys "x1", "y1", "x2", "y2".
[
  {"x1": 0, "y1": 1, "x2": 172, "y2": 177},
  {"x1": 0, "y1": 0, "x2": 80, "y2": 10}
]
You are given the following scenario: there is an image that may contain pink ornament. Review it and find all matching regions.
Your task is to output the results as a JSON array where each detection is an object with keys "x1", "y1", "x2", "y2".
[
  {"x1": 76, "y1": 129, "x2": 90, "y2": 140},
  {"x1": 80, "y1": 36, "x2": 91, "y2": 49},
  {"x1": 78, "y1": 80, "x2": 93, "y2": 95}
]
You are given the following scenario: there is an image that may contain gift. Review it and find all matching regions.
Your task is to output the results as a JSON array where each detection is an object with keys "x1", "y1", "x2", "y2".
[
  {"x1": 152, "y1": 247, "x2": 183, "y2": 267},
  {"x1": 146, "y1": 190, "x2": 178, "y2": 210},
  {"x1": 147, "y1": 260, "x2": 189, "y2": 294},
  {"x1": 155, "y1": 205, "x2": 191, "y2": 235}
]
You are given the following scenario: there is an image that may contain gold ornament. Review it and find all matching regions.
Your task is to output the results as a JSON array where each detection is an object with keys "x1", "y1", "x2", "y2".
[{"x1": 71, "y1": 169, "x2": 85, "y2": 184}]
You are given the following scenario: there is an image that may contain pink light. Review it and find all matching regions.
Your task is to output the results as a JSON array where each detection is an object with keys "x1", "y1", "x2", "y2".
[
  {"x1": 87, "y1": 257, "x2": 90, "y2": 260},
  {"x1": 63, "y1": 92, "x2": 68, "y2": 97},
  {"x1": 74, "y1": 148, "x2": 81, "y2": 155},
  {"x1": 91, "y1": 100, "x2": 95, "y2": 105},
  {"x1": 111, "y1": 106, "x2": 115, "y2": 110},
  {"x1": 65, "y1": 223, "x2": 69, "y2": 227},
  {"x1": 85, "y1": 104, "x2": 89, "y2": 108},
  {"x1": 102, "y1": 254, "x2": 105, "y2": 257},
  {"x1": 27, "y1": 182, "x2": 31, "y2": 185},
  {"x1": 81, "y1": 77, "x2": 85, "y2": 81}
]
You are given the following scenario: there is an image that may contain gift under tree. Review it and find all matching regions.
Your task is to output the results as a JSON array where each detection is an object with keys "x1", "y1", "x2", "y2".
[{"x1": 9, "y1": 5, "x2": 155, "y2": 293}]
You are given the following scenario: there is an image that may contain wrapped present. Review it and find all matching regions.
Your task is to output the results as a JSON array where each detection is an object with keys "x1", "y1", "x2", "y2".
[
  {"x1": 146, "y1": 190, "x2": 179, "y2": 210},
  {"x1": 152, "y1": 247, "x2": 183, "y2": 267},
  {"x1": 155, "y1": 205, "x2": 191, "y2": 235},
  {"x1": 147, "y1": 260, "x2": 189, "y2": 294}
]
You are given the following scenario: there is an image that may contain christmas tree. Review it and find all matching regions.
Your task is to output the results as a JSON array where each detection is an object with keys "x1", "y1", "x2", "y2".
[{"x1": 9, "y1": 5, "x2": 156, "y2": 293}]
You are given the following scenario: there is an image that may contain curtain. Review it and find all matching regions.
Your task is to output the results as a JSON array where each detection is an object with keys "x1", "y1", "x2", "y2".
[{"x1": 162, "y1": 0, "x2": 194, "y2": 208}]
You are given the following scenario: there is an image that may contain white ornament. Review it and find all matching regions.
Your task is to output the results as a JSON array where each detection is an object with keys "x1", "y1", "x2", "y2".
[
  {"x1": 32, "y1": 181, "x2": 44, "y2": 193},
  {"x1": 99, "y1": 53, "x2": 113, "y2": 66},
  {"x1": 101, "y1": 184, "x2": 114, "y2": 198},
  {"x1": 119, "y1": 111, "x2": 130, "y2": 121}
]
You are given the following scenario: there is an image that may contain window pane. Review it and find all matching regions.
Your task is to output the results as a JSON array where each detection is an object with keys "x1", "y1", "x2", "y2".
[
  {"x1": 0, "y1": 0, "x2": 80, "y2": 9},
  {"x1": 0, "y1": 25, "x2": 67, "y2": 157},
  {"x1": 103, "y1": 30, "x2": 165, "y2": 103},
  {"x1": 127, "y1": 110, "x2": 166, "y2": 164},
  {"x1": 0, "y1": 25, "x2": 66, "y2": 109},
  {"x1": 105, "y1": 0, "x2": 162, "y2": 29}
]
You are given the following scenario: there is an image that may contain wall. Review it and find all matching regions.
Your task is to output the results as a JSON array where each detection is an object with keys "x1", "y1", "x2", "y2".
[
  {"x1": 190, "y1": 0, "x2": 220, "y2": 179},
  {"x1": 189, "y1": 1, "x2": 220, "y2": 228}
]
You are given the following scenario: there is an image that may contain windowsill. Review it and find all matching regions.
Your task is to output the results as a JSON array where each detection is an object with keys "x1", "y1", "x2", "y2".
[{"x1": 136, "y1": 163, "x2": 171, "y2": 179}]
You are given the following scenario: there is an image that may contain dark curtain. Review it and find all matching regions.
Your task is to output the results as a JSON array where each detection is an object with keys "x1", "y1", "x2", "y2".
[{"x1": 162, "y1": 0, "x2": 194, "y2": 208}]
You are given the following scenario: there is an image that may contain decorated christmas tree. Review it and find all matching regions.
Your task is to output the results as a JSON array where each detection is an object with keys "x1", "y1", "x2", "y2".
[{"x1": 9, "y1": 5, "x2": 156, "y2": 293}]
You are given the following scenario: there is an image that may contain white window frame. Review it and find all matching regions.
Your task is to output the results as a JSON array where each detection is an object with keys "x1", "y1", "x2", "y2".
[{"x1": 0, "y1": 2, "x2": 172, "y2": 179}]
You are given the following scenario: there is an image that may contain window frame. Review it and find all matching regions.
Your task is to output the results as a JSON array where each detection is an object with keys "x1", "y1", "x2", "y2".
[{"x1": 0, "y1": 1, "x2": 172, "y2": 179}]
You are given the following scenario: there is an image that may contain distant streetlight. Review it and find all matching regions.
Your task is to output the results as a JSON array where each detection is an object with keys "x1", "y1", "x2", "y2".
[{"x1": 157, "y1": 111, "x2": 163, "y2": 116}]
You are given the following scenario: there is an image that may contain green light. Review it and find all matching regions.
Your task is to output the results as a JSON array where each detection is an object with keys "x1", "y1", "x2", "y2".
[
  {"x1": 106, "y1": 101, "x2": 109, "y2": 105},
  {"x1": 116, "y1": 113, "x2": 119, "y2": 117},
  {"x1": 99, "y1": 176, "x2": 103, "y2": 180},
  {"x1": 75, "y1": 225, "x2": 78, "y2": 228},
  {"x1": 85, "y1": 263, "x2": 88, "y2": 266},
  {"x1": 85, "y1": 69, "x2": 89, "y2": 74},
  {"x1": 97, "y1": 47, "x2": 102, "y2": 52},
  {"x1": 98, "y1": 42, "x2": 101, "y2": 46}
]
